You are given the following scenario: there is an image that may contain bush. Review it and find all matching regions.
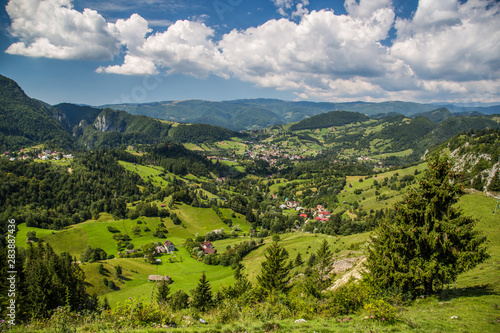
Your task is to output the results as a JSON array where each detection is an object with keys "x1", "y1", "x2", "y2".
[
  {"x1": 107, "y1": 226, "x2": 119, "y2": 233},
  {"x1": 170, "y1": 289, "x2": 189, "y2": 309},
  {"x1": 326, "y1": 283, "x2": 369, "y2": 316},
  {"x1": 364, "y1": 299, "x2": 397, "y2": 322}
]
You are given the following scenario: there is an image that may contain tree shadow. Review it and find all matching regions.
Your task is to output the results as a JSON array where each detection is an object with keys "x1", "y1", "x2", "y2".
[{"x1": 438, "y1": 284, "x2": 497, "y2": 301}]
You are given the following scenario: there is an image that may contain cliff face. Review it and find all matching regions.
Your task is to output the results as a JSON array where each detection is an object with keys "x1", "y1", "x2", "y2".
[
  {"x1": 94, "y1": 114, "x2": 108, "y2": 132},
  {"x1": 93, "y1": 111, "x2": 126, "y2": 133}
]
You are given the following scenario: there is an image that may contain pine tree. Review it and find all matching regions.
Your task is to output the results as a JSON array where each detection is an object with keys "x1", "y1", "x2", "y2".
[
  {"x1": 488, "y1": 170, "x2": 500, "y2": 192},
  {"x1": 156, "y1": 279, "x2": 171, "y2": 304},
  {"x1": 316, "y1": 239, "x2": 332, "y2": 274},
  {"x1": 257, "y1": 242, "x2": 291, "y2": 295},
  {"x1": 294, "y1": 252, "x2": 303, "y2": 266},
  {"x1": 190, "y1": 273, "x2": 213, "y2": 312},
  {"x1": 367, "y1": 154, "x2": 489, "y2": 296}
]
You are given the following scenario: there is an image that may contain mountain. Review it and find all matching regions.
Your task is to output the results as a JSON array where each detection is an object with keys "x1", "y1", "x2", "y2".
[
  {"x1": 0, "y1": 74, "x2": 74, "y2": 151},
  {"x1": 412, "y1": 107, "x2": 454, "y2": 123},
  {"x1": 100, "y1": 99, "x2": 450, "y2": 130},
  {"x1": 289, "y1": 110, "x2": 370, "y2": 131},
  {"x1": 53, "y1": 103, "x2": 103, "y2": 128}
]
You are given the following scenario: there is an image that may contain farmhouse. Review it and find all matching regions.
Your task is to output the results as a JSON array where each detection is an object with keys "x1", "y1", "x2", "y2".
[
  {"x1": 201, "y1": 241, "x2": 217, "y2": 254},
  {"x1": 164, "y1": 240, "x2": 176, "y2": 253}
]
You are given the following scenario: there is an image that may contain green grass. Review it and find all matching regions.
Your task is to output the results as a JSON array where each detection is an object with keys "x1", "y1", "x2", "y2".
[
  {"x1": 88, "y1": 246, "x2": 235, "y2": 306},
  {"x1": 119, "y1": 161, "x2": 171, "y2": 188},
  {"x1": 336, "y1": 163, "x2": 428, "y2": 213},
  {"x1": 369, "y1": 148, "x2": 413, "y2": 159},
  {"x1": 241, "y1": 232, "x2": 369, "y2": 282}
]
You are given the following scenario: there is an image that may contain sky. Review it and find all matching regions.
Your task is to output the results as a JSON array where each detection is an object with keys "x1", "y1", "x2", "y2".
[{"x1": 0, "y1": 0, "x2": 499, "y2": 106}]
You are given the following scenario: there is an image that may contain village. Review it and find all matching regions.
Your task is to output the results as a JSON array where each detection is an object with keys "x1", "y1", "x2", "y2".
[{"x1": 2, "y1": 148, "x2": 73, "y2": 162}]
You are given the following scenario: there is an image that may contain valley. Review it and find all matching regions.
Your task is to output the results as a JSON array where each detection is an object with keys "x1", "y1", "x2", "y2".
[{"x1": 1, "y1": 74, "x2": 500, "y2": 332}]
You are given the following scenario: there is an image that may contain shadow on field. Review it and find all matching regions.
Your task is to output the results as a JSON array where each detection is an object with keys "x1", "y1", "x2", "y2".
[{"x1": 439, "y1": 284, "x2": 497, "y2": 301}]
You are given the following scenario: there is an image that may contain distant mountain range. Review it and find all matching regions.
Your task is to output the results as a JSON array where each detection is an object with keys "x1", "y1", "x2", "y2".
[
  {"x1": 1, "y1": 73, "x2": 499, "y2": 152},
  {"x1": 100, "y1": 99, "x2": 500, "y2": 131}
]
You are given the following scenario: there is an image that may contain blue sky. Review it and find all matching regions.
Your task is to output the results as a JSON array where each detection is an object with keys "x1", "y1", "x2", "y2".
[{"x1": 0, "y1": 0, "x2": 498, "y2": 106}]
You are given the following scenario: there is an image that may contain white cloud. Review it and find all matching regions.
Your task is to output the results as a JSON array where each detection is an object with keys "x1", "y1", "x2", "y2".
[
  {"x1": 390, "y1": 0, "x2": 500, "y2": 94},
  {"x1": 98, "y1": 20, "x2": 225, "y2": 77},
  {"x1": 5, "y1": 0, "x2": 119, "y2": 60},
  {"x1": 344, "y1": 0, "x2": 393, "y2": 18},
  {"x1": 96, "y1": 55, "x2": 157, "y2": 75},
  {"x1": 271, "y1": 0, "x2": 310, "y2": 17},
  {"x1": 4, "y1": 0, "x2": 500, "y2": 103}
]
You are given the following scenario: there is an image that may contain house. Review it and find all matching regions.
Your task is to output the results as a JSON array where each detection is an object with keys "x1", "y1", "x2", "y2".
[
  {"x1": 201, "y1": 241, "x2": 217, "y2": 254},
  {"x1": 155, "y1": 245, "x2": 166, "y2": 254},
  {"x1": 164, "y1": 240, "x2": 176, "y2": 253},
  {"x1": 148, "y1": 275, "x2": 171, "y2": 282}
]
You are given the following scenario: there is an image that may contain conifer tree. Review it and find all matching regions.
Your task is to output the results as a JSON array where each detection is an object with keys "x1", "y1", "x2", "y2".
[
  {"x1": 488, "y1": 170, "x2": 500, "y2": 192},
  {"x1": 257, "y1": 242, "x2": 291, "y2": 295},
  {"x1": 316, "y1": 239, "x2": 332, "y2": 274},
  {"x1": 156, "y1": 279, "x2": 171, "y2": 304},
  {"x1": 294, "y1": 252, "x2": 303, "y2": 266},
  {"x1": 191, "y1": 273, "x2": 213, "y2": 312},
  {"x1": 367, "y1": 154, "x2": 489, "y2": 296}
]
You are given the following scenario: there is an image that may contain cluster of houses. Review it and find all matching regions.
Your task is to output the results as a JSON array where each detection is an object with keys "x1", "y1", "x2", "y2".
[
  {"x1": 147, "y1": 239, "x2": 217, "y2": 257},
  {"x1": 279, "y1": 200, "x2": 303, "y2": 211},
  {"x1": 244, "y1": 143, "x2": 308, "y2": 166},
  {"x1": 2, "y1": 149, "x2": 73, "y2": 162},
  {"x1": 152, "y1": 240, "x2": 176, "y2": 255},
  {"x1": 295, "y1": 204, "x2": 332, "y2": 223}
]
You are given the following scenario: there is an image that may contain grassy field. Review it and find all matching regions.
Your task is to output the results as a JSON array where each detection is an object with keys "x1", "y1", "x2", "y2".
[
  {"x1": 337, "y1": 163, "x2": 428, "y2": 213},
  {"x1": 85, "y1": 246, "x2": 235, "y2": 306},
  {"x1": 119, "y1": 161, "x2": 172, "y2": 188}
]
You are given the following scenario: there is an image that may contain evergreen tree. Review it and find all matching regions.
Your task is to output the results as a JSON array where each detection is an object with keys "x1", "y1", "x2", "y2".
[
  {"x1": 294, "y1": 252, "x2": 303, "y2": 266},
  {"x1": 488, "y1": 170, "x2": 500, "y2": 192},
  {"x1": 156, "y1": 279, "x2": 171, "y2": 304},
  {"x1": 257, "y1": 242, "x2": 291, "y2": 295},
  {"x1": 316, "y1": 239, "x2": 332, "y2": 274},
  {"x1": 115, "y1": 265, "x2": 122, "y2": 277},
  {"x1": 23, "y1": 243, "x2": 91, "y2": 319},
  {"x1": 190, "y1": 273, "x2": 213, "y2": 312},
  {"x1": 367, "y1": 154, "x2": 489, "y2": 296}
]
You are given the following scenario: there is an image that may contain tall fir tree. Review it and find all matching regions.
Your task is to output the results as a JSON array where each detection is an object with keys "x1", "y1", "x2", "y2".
[
  {"x1": 367, "y1": 154, "x2": 489, "y2": 296},
  {"x1": 316, "y1": 239, "x2": 332, "y2": 274},
  {"x1": 156, "y1": 279, "x2": 171, "y2": 304},
  {"x1": 190, "y1": 273, "x2": 213, "y2": 312},
  {"x1": 487, "y1": 170, "x2": 500, "y2": 192},
  {"x1": 257, "y1": 242, "x2": 291, "y2": 295}
]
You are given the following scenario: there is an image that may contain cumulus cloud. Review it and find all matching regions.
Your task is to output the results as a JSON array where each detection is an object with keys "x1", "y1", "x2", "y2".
[
  {"x1": 391, "y1": 0, "x2": 500, "y2": 82},
  {"x1": 5, "y1": 0, "x2": 119, "y2": 60},
  {"x1": 4, "y1": 0, "x2": 500, "y2": 103},
  {"x1": 271, "y1": 0, "x2": 310, "y2": 17}
]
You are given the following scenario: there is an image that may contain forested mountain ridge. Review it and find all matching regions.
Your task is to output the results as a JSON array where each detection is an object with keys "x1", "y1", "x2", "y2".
[
  {"x1": 0, "y1": 75, "x2": 74, "y2": 151},
  {"x1": 0, "y1": 75, "x2": 243, "y2": 150},
  {"x1": 101, "y1": 98, "x2": 500, "y2": 130},
  {"x1": 289, "y1": 110, "x2": 370, "y2": 131}
]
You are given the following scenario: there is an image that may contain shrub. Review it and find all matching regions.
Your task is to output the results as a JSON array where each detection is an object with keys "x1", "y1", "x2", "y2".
[
  {"x1": 326, "y1": 282, "x2": 369, "y2": 316},
  {"x1": 364, "y1": 299, "x2": 397, "y2": 322}
]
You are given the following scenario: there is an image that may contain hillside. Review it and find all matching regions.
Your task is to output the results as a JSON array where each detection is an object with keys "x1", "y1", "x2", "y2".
[
  {"x1": 289, "y1": 110, "x2": 369, "y2": 131},
  {"x1": 0, "y1": 75, "x2": 74, "y2": 150},
  {"x1": 412, "y1": 107, "x2": 454, "y2": 123},
  {"x1": 102, "y1": 99, "x2": 498, "y2": 131}
]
